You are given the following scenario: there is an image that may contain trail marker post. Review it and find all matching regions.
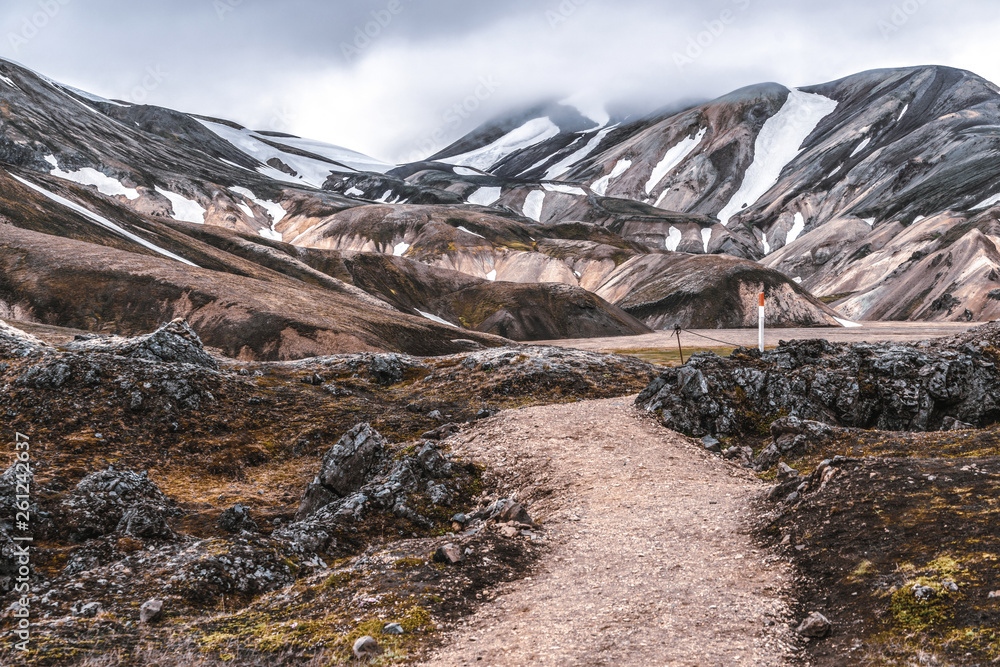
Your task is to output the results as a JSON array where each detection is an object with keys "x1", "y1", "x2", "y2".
[{"x1": 758, "y1": 292, "x2": 765, "y2": 353}]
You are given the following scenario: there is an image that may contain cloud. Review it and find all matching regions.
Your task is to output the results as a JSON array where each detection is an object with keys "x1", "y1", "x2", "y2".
[{"x1": 1, "y1": 0, "x2": 997, "y2": 163}]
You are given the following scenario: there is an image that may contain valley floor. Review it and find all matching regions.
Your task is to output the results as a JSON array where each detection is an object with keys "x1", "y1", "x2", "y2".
[
  {"x1": 420, "y1": 398, "x2": 798, "y2": 666},
  {"x1": 539, "y1": 321, "x2": 980, "y2": 353}
]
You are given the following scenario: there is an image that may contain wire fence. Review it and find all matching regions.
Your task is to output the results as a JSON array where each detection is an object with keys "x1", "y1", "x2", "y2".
[{"x1": 673, "y1": 326, "x2": 745, "y2": 349}]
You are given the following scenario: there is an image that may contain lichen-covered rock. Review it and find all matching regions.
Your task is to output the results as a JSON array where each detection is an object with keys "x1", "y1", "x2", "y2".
[
  {"x1": 67, "y1": 320, "x2": 217, "y2": 369},
  {"x1": 637, "y1": 337, "x2": 1000, "y2": 438},
  {"x1": 116, "y1": 502, "x2": 176, "y2": 540},
  {"x1": 0, "y1": 320, "x2": 48, "y2": 358},
  {"x1": 296, "y1": 423, "x2": 389, "y2": 520},
  {"x1": 218, "y1": 504, "x2": 259, "y2": 534},
  {"x1": 59, "y1": 468, "x2": 175, "y2": 540},
  {"x1": 280, "y1": 426, "x2": 471, "y2": 555}
]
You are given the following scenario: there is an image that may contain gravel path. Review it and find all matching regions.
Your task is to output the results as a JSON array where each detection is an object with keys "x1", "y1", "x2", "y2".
[{"x1": 421, "y1": 397, "x2": 797, "y2": 666}]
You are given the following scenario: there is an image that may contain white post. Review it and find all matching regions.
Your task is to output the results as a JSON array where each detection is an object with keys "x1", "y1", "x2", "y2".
[{"x1": 758, "y1": 292, "x2": 765, "y2": 353}]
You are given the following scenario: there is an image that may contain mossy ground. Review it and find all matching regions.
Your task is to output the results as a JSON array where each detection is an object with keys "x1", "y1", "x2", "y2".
[{"x1": 757, "y1": 453, "x2": 1000, "y2": 666}]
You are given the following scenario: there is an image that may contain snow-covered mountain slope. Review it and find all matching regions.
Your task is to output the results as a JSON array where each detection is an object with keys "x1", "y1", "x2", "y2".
[{"x1": 410, "y1": 65, "x2": 1000, "y2": 322}]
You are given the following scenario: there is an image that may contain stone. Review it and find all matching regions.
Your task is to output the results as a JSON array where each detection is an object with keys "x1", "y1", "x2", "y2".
[
  {"x1": 701, "y1": 435, "x2": 722, "y2": 453},
  {"x1": 74, "y1": 601, "x2": 103, "y2": 618},
  {"x1": 499, "y1": 524, "x2": 519, "y2": 538},
  {"x1": 383, "y1": 622, "x2": 404, "y2": 635},
  {"x1": 421, "y1": 423, "x2": 461, "y2": 441},
  {"x1": 353, "y1": 635, "x2": 383, "y2": 659},
  {"x1": 218, "y1": 503, "x2": 259, "y2": 534},
  {"x1": 368, "y1": 354, "x2": 405, "y2": 385},
  {"x1": 296, "y1": 423, "x2": 388, "y2": 519},
  {"x1": 988, "y1": 590, "x2": 1000, "y2": 598},
  {"x1": 116, "y1": 502, "x2": 175, "y2": 540},
  {"x1": 942, "y1": 580, "x2": 958, "y2": 592},
  {"x1": 913, "y1": 584, "x2": 936, "y2": 600},
  {"x1": 497, "y1": 501, "x2": 534, "y2": 526},
  {"x1": 140, "y1": 598, "x2": 164, "y2": 624},
  {"x1": 433, "y1": 543, "x2": 463, "y2": 565},
  {"x1": 796, "y1": 611, "x2": 832, "y2": 638},
  {"x1": 777, "y1": 462, "x2": 799, "y2": 481}
]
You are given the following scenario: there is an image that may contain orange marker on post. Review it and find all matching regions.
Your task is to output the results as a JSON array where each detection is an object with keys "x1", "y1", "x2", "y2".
[{"x1": 758, "y1": 292, "x2": 765, "y2": 353}]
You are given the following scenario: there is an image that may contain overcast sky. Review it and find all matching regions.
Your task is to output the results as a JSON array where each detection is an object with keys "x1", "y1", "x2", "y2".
[{"x1": 1, "y1": 0, "x2": 997, "y2": 162}]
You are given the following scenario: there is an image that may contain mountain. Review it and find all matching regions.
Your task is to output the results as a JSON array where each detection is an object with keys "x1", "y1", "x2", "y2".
[
  {"x1": 417, "y1": 65, "x2": 1000, "y2": 322},
  {"x1": 0, "y1": 58, "x2": 845, "y2": 353}
]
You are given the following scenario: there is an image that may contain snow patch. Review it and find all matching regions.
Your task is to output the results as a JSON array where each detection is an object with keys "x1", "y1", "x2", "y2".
[
  {"x1": 542, "y1": 183, "x2": 587, "y2": 196},
  {"x1": 786, "y1": 212, "x2": 806, "y2": 244},
  {"x1": 230, "y1": 186, "x2": 286, "y2": 240},
  {"x1": 453, "y1": 166, "x2": 481, "y2": 176},
  {"x1": 716, "y1": 90, "x2": 838, "y2": 225},
  {"x1": 467, "y1": 186, "x2": 502, "y2": 206},
  {"x1": 46, "y1": 156, "x2": 140, "y2": 201},
  {"x1": 443, "y1": 117, "x2": 561, "y2": 171},
  {"x1": 486, "y1": 269, "x2": 497, "y2": 281},
  {"x1": 792, "y1": 276, "x2": 802, "y2": 284},
  {"x1": 523, "y1": 190, "x2": 545, "y2": 222},
  {"x1": 591, "y1": 159, "x2": 632, "y2": 196},
  {"x1": 199, "y1": 119, "x2": 391, "y2": 188},
  {"x1": 913, "y1": 215, "x2": 926, "y2": 223},
  {"x1": 155, "y1": 188, "x2": 205, "y2": 224},
  {"x1": 701, "y1": 228, "x2": 712, "y2": 254},
  {"x1": 376, "y1": 190, "x2": 393, "y2": 203},
  {"x1": 543, "y1": 126, "x2": 616, "y2": 180},
  {"x1": 897, "y1": 104, "x2": 909, "y2": 121},
  {"x1": 345, "y1": 187, "x2": 365, "y2": 197},
  {"x1": 665, "y1": 226, "x2": 682, "y2": 252},
  {"x1": 456, "y1": 226, "x2": 485, "y2": 239},
  {"x1": 11, "y1": 173, "x2": 196, "y2": 266},
  {"x1": 393, "y1": 242, "x2": 410, "y2": 256},
  {"x1": 862, "y1": 217, "x2": 876, "y2": 227},
  {"x1": 762, "y1": 232, "x2": 771, "y2": 255},
  {"x1": 972, "y1": 193, "x2": 1000, "y2": 210},
  {"x1": 827, "y1": 165, "x2": 842, "y2": 178},
  {"x1": 834, "y1": 316, "x2": 862, "y2": 328},
  {"x1": 0, "y1": 74, "x2": 18, "y2": 89},
  {"x1": 850, "y1": 137, "x2": 871, "y2": 158},
  {"x1": 645, "y1": 127, "x2": 707, "y2": 196},
  {"x1": 220, "y1": 158, "x2": 253, "y2": 172},
  {"x1": 237, "y1": 203, "x2": 255, "y2": 218},
  {"x1": 416, "y1": 310, "x2": 459, "y2": 328}
]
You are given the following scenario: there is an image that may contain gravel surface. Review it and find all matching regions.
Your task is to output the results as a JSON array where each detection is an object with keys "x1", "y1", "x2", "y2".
[{"x1": 421, "y1": 397, "x2": 798, "y2": 666}]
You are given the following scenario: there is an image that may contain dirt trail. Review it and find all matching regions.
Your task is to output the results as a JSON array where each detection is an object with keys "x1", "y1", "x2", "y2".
[{"x1": 421, "y1": 397, "x2": 797, "y2": 666}]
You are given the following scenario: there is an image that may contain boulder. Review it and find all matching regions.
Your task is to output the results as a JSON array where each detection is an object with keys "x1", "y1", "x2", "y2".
[
  {"x1": 353, "y1": 635, "x2": 383, "y2": 659},
  {"x1": 68, "y1": 320, "x2": 218, "y2": 369},
  {"x1": 218, "y1": 503, "x2": 259, "y2": 534},
  {"x1": 433, "y1": 543, "x2": 463, "y2": 565},
  {"x1": 296, "y1": 423, "x2": 388, "y2": 520},
  {"x1": 796, "y1": 611, "x2": 832, "y2": 638},
  {"x1": 140, "y1": 598, "x2": 164, "y2": 624},
  {"x1": 60, "y1": 468, "x2": 174, "y2": 540}
]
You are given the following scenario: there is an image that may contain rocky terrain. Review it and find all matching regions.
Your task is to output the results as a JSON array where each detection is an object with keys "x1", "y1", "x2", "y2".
[
  {"x1": 0, "y1": 318, "x2": 658, "y2": 664},
  {"x1": 634, "y1": 321, "x2": 1000, "y2": 665}
]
